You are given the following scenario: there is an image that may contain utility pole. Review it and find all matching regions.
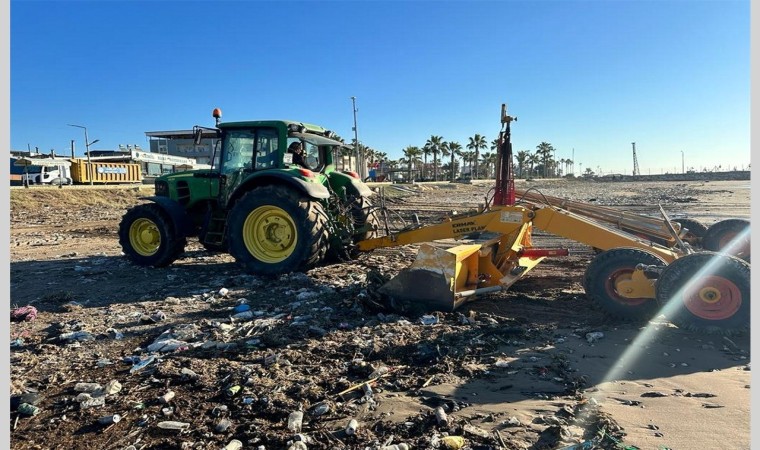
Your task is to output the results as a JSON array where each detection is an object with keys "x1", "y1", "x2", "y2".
[
  {"x1": 350, "y1": 96, "x2": 360, "y2": 177},
  {"x1": 71, "y1": 140, "x2": 75, "y2": 159},
  {"x1": 631, "y1": 142, "x2": 640, "y2": 176},
  {"x1": 681, "y1": 150, "x2": 685, "y2": 174},
  {"x1": 68, "y1": 124, "x2": 99, "y2": 185}
]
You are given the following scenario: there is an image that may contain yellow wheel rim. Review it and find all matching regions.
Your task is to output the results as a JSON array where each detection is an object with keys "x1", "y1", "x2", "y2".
[
  {"x1": 129, "y1": 218, "x2": 161, "y2": 256},
  {"x1": 243, "y1": 205, "x2": 297, "y2": 263},
  {"x1": 698, "y1": 287, "x2": 722, "y2": 304}
]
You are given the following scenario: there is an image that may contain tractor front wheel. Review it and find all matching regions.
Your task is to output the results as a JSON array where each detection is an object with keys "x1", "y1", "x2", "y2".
[
  {"x1": 583, "y1": 248, "x2": 666, "y2": 321},
  {"x1": 227, "y1": 186, "x2": 329, "y2": 275},
  {"x1": 702, "y1": 218, "x2": 750, "y2": 262},
  {"x1": 118, "y1": 203, "x2": 186, "y2": 267},
  {"x1": 656, "y1": 252, "x2": 750, "y2": 334}
]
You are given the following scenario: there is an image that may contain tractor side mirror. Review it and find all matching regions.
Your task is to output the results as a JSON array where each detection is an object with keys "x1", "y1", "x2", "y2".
[{"x1": 193, "y1": 127, "x2": 203, "y2": 145}]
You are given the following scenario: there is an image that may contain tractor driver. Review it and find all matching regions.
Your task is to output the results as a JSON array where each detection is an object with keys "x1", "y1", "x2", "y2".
[{"x1": 288, "y1": 141, "x2": 308, "y2": 168}]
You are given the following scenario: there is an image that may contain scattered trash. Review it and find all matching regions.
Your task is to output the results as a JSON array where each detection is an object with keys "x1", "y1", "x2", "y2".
[
  {"x1": 60, "y1": 331, "x2": 95, "y2": 342},
  {"x1": 74, "y1": 382, "x2": 103, "y2": 393},
  {"x1": 11, "y1": 305, "x2": 38, "y2": 322},
  {"x1": 223, "y1": 440, "x2": 243, "y2": 450},
  {"x1": 345, "y1": 418, "x2": 359, "y2": 435},
  {"x1": 129, "y1": 355, "x2": 157, "y2": 374},
  {"x1": 158, "y1": 390, "x2": 175, "y2": 404},
  {"x1": 157, "y1": 421, "x2": 190, "y2": 431},
  {"x1": 17, "y1": 403, "x2": 40, "y2": 416},
  {"x1": 287, "y1": 411, "x2": 303, "y2": 432},
  {"x1": 98, "y1": 414, "x2": 121, "y2": 425},
  {"x1": 440, "y1": 436, "x2": 465, "y2": 449},
  {"x1": 420, "y1": 314, "x2": 439, "y2": 325},
  {"x1": 585, "y1": 332, "x2": 604, "y2": 343},
  {"x1": 215, "y1": 418, "x2": 232, "y2": 433},
  {"x1": 434, "y1": 406, "x2": 449, "y2": 427}
]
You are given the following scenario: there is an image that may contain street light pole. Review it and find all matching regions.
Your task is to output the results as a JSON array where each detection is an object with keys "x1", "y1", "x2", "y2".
[
  {"x1": 68, "y1": 124, "x2": 96, "y2": 185},
  {"x1": 350, "y1": 96, "x2": 360, "y2": 177}
]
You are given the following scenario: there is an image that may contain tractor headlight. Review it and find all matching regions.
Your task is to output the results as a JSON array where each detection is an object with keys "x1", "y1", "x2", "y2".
[{"x1": 155, "y1": 180, "x2": 169, "y2": 197}]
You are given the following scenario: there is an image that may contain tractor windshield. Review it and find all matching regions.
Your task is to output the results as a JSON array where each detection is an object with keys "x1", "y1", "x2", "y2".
[{"x1": 286, "y1": 132, "x2": 342, "y2": 172}]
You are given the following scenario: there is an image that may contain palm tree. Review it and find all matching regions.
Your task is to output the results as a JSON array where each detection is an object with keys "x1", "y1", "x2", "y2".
[
  {"x1": 421, "y1": 144, "x2": 432, "y2": 180},
  {"x1": 515, "y1": 150, "x2": 529, "y2": 178},
  {"x1": 448, "y1": 141, "x2": 462, "y2": 181},
  {"x1": 425, "y1": 135, "x2": 443, "y2": 181},
  {"x1": 535, "y1": 142, "x2": 555, "y2": 178},
  {"x1": 439, "y1": 141, "x2": 451, "y2": 180},
  {"x1": 402, "y1": 145, "x2": 422, "y2": 181},
  {"x1": 527, "y1": 152, "x2": 540, "y2": 178},
  {"x1": 467, "y1": 134, "x2": 488, "y2": 179},
  {"x1": 480, "y1": 152, "x2": 494, "y2": 178}
]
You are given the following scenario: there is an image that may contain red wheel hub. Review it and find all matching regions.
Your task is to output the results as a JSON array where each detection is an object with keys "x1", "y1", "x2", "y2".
[
  {"x1": 682, "y1": 275, "x2": 741, "y2": 320},
  {"x1": 606, "y1": 269, "x2": 648, "y2": 306}
]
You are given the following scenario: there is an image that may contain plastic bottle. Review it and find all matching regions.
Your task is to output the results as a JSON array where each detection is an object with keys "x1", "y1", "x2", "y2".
[
  {"x1": 98, "y1": 414, "x2": 122, "y2": 425},
  {"x1": 434, "y1": 406, "x2": 449, "y2": 427},
  {"x1": 17, "y1": 403, "x2": 40, "y2": 416},
  {"x1": 157, "y1": 421, "x2": 190, "y2": 430},
  {"x1": 287, "y1": 411, "x2": 303, "y2": 432},
  {"x1": 345, "y1": 418, "x2": 358, "y2": 435}
]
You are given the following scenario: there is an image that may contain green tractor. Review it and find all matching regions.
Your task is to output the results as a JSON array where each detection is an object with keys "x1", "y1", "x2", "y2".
[{"x1": 119, "y1": 108, "x2": 381, "y2": 275}]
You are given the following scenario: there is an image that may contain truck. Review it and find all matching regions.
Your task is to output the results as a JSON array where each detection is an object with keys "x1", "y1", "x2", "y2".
[{"x1": 13, "y1": 157, "x2": 73, "y2": 185}]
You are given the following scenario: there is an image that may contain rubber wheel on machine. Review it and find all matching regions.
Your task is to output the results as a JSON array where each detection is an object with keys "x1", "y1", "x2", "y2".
[
  {"x1": 226, "y1": 185, "x2": 329, "y2": 275},
  {"x1": 350, "y1": 196, "x2": 382, "y2": 242},
  {"x1": 702, "y1": 219, "x2": 750, "y2": 262},
  {"x1": 656, "y1": 252, "x2": 750, "y2": 334},
  {"x1": 118, "y1": 203, "x2": 187, "y2": 267},
  {"x1": 583, "y1": 247, "x2": 667, "y2": 321},
  {"x1": 673, "y1": 218, "x2": 708, "y2": 248}
]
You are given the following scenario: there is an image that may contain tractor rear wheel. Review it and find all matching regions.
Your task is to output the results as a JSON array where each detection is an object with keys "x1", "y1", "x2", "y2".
[
  {"x1": 673, "y1": 218, "x2": 708, "y2": 247},
  {"x1": 656, "y1": 252, "x2": 750, "y2": 334},
  {"x1": 227, "y1": 185, "x2": 329, "y2": 275},
  {"x1": 583, "y1": 248, "x2": 666, "y2": 321},
  {"x1": 118, "y1": 203, "x2": 187, "y2": 267},
  {"x1": 702, "y1": 219, "x2": 750, "y2": 262}
]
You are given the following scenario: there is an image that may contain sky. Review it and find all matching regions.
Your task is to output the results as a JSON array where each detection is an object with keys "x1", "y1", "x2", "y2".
[{"x1": 9, "y1": 0, "x2": 750, "y2": 175}]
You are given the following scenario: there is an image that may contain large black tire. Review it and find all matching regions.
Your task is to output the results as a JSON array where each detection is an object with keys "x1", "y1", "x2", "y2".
[
  {"x1": 227, "y1": 185, "x2": 329, "y2": 275},
  {"x1": 703, "y1": 219, "x2": 750, "y2": 262},
  {"x1": 118, "y1": 203, "x2": 187, "y2": 267},
  {"x1": 673, "y1": 218, "x2": 708, "y2": 247},
  {"x1": 656, "y1": 252, "x2": 750, "y2": 334},
  {"x1": 583, "y1": 248, "x2": 666, "y2": 321}
]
